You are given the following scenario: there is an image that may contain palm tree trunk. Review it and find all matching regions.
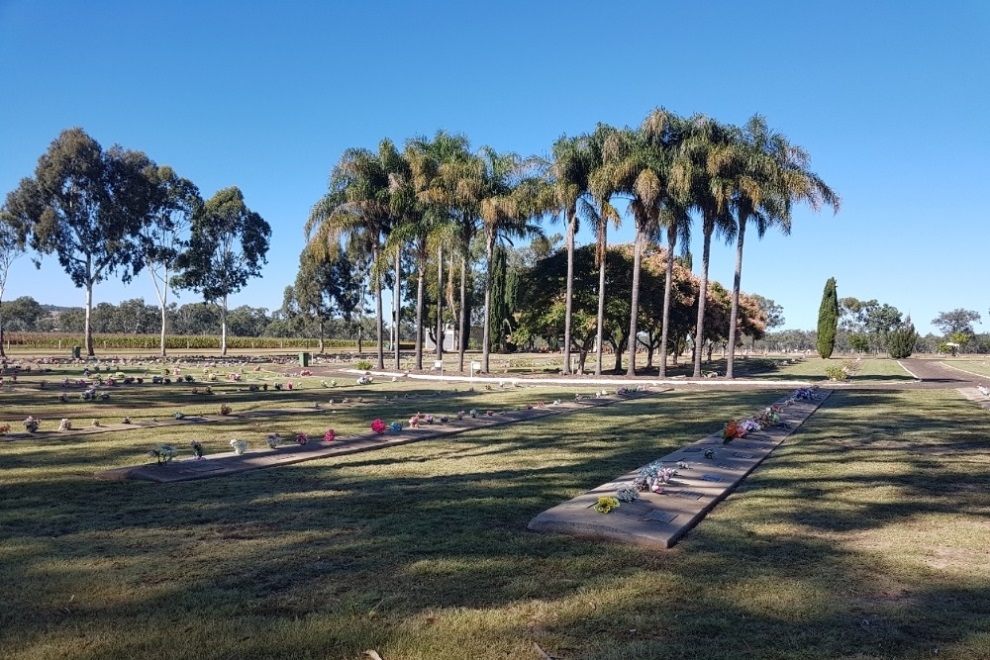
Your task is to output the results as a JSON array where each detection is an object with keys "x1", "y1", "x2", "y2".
[
  {"x1": 726, "y1": 218, "x2": 746, "y2": 379},
  {"x1": 627, "y1": 228, "x2": 643, "y2": 376},
  {"x1": 458, "y1": 252, "x2": 467, "y2": 372},
  {"x1": 414, "y1": 250, "x2": 425, "y2": 371},
  {"x1": 393, "y1": 249, "x2": 401, "y2": 371},
  {"x1": 692, "y1": 216, "x2": 714, "y2": 378},
  {"x1": 594, "y1": 227, "x2": 607, "y2": 376},
  {"x1": 374, "y1": 263, "x2": 384, "y2": 370},
  {"x1": 562, "y1": 209, "x2": 576, "y2": 374},
  {"x1": 482, "y1": 233, "x2": 494, "y2": 373},
  {"x1": 436, "y1": 247, "x2": 444, "y2": 359},
  {"x1": 659, "y1": 227, "x2": 677, "y2": 378}
]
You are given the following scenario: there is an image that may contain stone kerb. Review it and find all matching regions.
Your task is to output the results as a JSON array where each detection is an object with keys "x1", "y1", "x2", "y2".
[
  {"x1": 527, "y1": 389, "x2": 831, "y2": 549},
  {"x1": 93, "y1": 389, "x2": 664, "y2": 483}
]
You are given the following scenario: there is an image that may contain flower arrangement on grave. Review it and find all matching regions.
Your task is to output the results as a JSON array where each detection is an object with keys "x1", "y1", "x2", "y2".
[
  {"x1": 300, "y1": 369, "x2": 312, "y2": 376},
  {"x1": 0, "y1": 423, "x2": 11, "y2": 436},
  {"x1": 704, "y1": 448, "x2": 716, "y2": 460},
  {"x1": 23, "y1": 416, "x2": 39, "y2": 433},
  {"x1": 58, "y1": 392, "x2": 68, "y2": 403},
  {"x1": 191, "y1": 441, "x2": 205, "y2": 459},
  {"x1": 92, "y1": 419, "x2": 100, "y2": 427},
  {"x1": 273, "y1": 382, "x2": 283, "y2": 391},
  {"x1": 409, "y1": 414, "x2": 421, "y2": 428},
  {"x1": 722, "y1": 420, "x2": 746, "y2": 443},
  {"x1": 371, "y1": 418, "x2": 386, "y2": 434},
  {"x1": 230, "y1": 438, "x2": 248, "y2": 455},
  {"x1": 439, "y1": 415, "x2": 449, "y2": 423},
  {"x1": 174, "y1": 411, "x2": 186, "y2": 420},
  {"x1": 266, "y1": 433, "x2": 281, "y2": 449},
  {"x1": 791, "y1": 386, "x2": 817, "y2": 401},
  {"x1": 219, "y1": 403, "x2": 232, "y2": 416},
  {"x1": 248, "y1": 384, "x2": 260, "y2": 392},
  {"x1": 388, "y1": 421, "x2": 402, "y2": 434},
  {"x1": 356, "y1": 375, "x2": 373, "y2": 385},
  {"x1": 738, "y1": 419, "x2": 761, "y2": 435},
  {"x1": 594, "y1": 496, "x2": 620, "y2": 514},
  {"x1": 122, "y1": 416, "x2": 131, "y2": 425},
  {"x1": 184, "y1": 375, "x2": 194, "y2": 383},
  {"x1": 286, "y1": 381, "x2": 294, "y2": 390},
  {"x1": 616, "y1": 484, "x2": 640, "y2": 502},
  {"x1": 58, "y1": 418, "x2": 72, "y2": 431},
  {"x1": 148, "y1": 444, "x2": 177, "y2": 465},
  {"x1": 295, "y1": 433, "x2": 308, "y2": 445},
  {"x1": 635, "y1": 461, "x2": 678, "y2": 493},
  {"x1": 575, "y1": 393, "x2": 584, "y2": 401},
  {"x1": 323, "y1": 428, "x2": 335, "y2": 442},
  {"x1": 423, "y1": 414, "x2": 434, "y2": 424},
  {"x1": 456, "y1": 411, "x2": 465, "y2": 420},
  {"x1": 469, "y1": 409, "x2": 478, "y2": 418}
]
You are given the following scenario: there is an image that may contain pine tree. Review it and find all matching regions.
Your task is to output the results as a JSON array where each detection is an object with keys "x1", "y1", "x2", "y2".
[
  {"x1": 817, "y1": 277, "x2": 838, "y2": 359},
  {"x1": 887, "y1": 317, "x2": 918, "y2": 359}
]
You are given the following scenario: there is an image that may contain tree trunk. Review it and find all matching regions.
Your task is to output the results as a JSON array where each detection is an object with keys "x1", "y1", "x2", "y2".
[
  {"x1": 659, "y1": 228, "x2": 677, "y2": 378},
  {"x1": 594, "y1": 228, "x2": 607, "y2": 376},
  {"x1": 414, "y1": 251, "x2": 424, "y2": 370},
  {"x1": 319, "y1": 318, "x2": 326, "y2": 354},
  {"x1": 562, "y1": 208, "x2": 576, "y2": 374},
  {"x1": 436, "y1": 244, "x2": 443, "y2": 361},
  {"x1": 458, "y1": 253, "x2": 467, "y2": 372},
  {"x1": 159, "y1": 301, "x2": 168, "y2": 357},
  {"x1": 84, "y1": 284, "x2": 94, "y2": 356},
  {"x1": 373, "y1": 247, "x2": 385, "y2": 369},
  {"x1": 692, "y1": 215, "x2": 714, "y2": 378},
  {"x1": 220, "y1": 294, "x2": 228, "y2": 356},
  {"x1": 393, "y1": 249, "x2": 401, "y2": 371},
  {"x1": 481, "y1": 233, "x2": 494, "y2": 373},
  {"x1": 726, "y1": 218, "x2": 746, "y2": 379},
  {"x1": 627, "y1": 228, "x2": 643, "y2": 376}
]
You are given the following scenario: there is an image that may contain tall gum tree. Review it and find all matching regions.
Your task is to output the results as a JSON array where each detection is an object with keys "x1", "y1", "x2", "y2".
[
  {"x1": 173, "y1": 187, "x2": 270, "y2": 356},
  {"x1": 3, "y1": 128, "x2": 156, "y2": 356}
]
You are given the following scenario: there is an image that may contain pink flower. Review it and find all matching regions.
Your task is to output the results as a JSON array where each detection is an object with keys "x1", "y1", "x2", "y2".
[
  {"x1": 324, "y1": 428, "x2": 335, "y2": 442},
  {"x1": 371, "y1": 418, "x2": 386, "y2": 434}
]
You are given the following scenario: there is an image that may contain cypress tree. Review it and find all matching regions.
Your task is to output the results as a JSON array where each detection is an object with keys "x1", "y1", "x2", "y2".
[
  {"x1": 887, "y1": 317, "x2": 919, "y2": 359},
  {"x1": 817, "y1": 277, "x2": 838, "y2": 358}
]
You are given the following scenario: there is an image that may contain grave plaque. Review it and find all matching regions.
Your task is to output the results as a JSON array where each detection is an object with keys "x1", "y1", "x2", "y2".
[
  {"x1": 700, "y1": 474, "x2": 722, "y2": 483},
  {"x1": 731, "y1": 452, "x2": 755, "y2": 459},
  {"x1": 716, "y1": 464, "x2": 742, "y2": 471},
  {"x1": 644, "y1": 510, "x2": 677, "y2": 524},
  {"x1": 681, "y1": 447, "x2": 703, "y2": 453},
  {"x1": 669, "y1": 490, "x2": 704, "y2": 500}
]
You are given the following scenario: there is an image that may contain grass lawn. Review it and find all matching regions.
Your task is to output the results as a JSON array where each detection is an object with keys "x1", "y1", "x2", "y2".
[
  {"x1": 1, "y1": 359, "x2": 988, "y2": 659},
  {"x1": 940, "y1": 359, "x2": 990, "y2": 379}
]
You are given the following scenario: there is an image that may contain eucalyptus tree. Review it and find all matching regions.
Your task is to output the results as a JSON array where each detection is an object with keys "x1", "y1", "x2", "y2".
[
  {"x1": 549, "y1": 134, "x2": 597, "y2": 374},
  {"x1": 173, "y1": 186, "x2": 271, "y2": 356},
  {"x1": 3, "y1": 128, "x2": 157, "y2": 356},
  {"x1": 586, "y1": 123, "x2": 626, "y2": 375},
  {"x1": 724, "y1": 115, "x2": 839, "y2": 378},
  {"x1": 0, "y1": 208, "x2": 27, "y2": 356},
  {"x1": 672, "y1": 116, "x2": 739, "y2": 377},
  {"x1": 140, "y1": 165, "x2": 202, "y2": 356},
  {"x1": 305, "y1": 140, "x2": 402, "y2": 370},
  {"x1": 291, "y1": 241, "x2": 363, "y2": 353}
]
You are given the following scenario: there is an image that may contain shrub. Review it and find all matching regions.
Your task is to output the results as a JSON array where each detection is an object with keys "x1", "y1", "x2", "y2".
[
  {"x1": 355, "y1": 360, "x2": 373, "y2": 371},
  {"x1": 824, "y1": 365, "x2": 847, "y2": 381}
]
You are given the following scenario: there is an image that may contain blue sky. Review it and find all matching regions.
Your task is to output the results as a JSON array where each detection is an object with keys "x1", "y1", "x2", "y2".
[{"x1": 1, "y1": 0, "x2": 987, "y2": 336}]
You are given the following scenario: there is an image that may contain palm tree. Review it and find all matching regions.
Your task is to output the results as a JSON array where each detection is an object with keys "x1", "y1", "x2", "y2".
[
  {"x1": 549, "y1": 134, "x2": 596, "y2": 374},
  {"x1": 586, "y1": 123, "x2": 625, "y2": 375},
  {"x1": 305, "y1": 140, "x2": 402, "y2": 371},
  {"x1": 477, "y1": 147, "x2": 547, "y2": 373},
  {"x1": 656, "y1": 201, "x2": 692, "y2": 378},
  {"x1": 672, "y1": 116, "x2": 739, "y2": 378},
  {"x1": 724, "y1": 116, "x2": 840, "y2": 378}
]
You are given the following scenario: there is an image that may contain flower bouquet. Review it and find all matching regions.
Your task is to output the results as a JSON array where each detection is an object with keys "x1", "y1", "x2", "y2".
[
  {"x1": 409, "y1": 414, "x2": 421, "y2": 428},
  {"x1": 266, "y1": 433, "x2": 282, "y2": 449},
  {"x1": 295, "y1": 433, "x2": 308, "y2": 445},
  {"x1": 58, "y1": 418, "x2": 72, "y2": 431},
  {"x1": 371, "y1": 418, "x2": 386, "y2": 434},
  {"x1": 230, "y1": 438, "x2": 248, "y2": 455},
  {"x1": 388, "y1": 421, "x2": 402, "y2": 434},
  {"x1": 722, "y1": 420, "x2": 746, "y2": 443},
  {"x1": 323, "y1": 428, "x2": 335, "y2": 442},
  {"x1": 635, "y1": 460, "x2": 678, "y2": 493},
  {"x1": 191, "y1": 440, "x2": 205, "y2": 459},
  {"x1": 594, "y1": 496, "x2": 620, "y2": 514},
  {"x1": 148, "y1": 444, "x2": 177, "y2": 465},
  {"x1": 23, "y1": 416, "x2": 39, "y2": 433}
]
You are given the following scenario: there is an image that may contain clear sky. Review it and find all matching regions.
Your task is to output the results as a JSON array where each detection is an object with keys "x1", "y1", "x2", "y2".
[{"x1": 1, "y1": 0, "x2": 987, "y2": 336}]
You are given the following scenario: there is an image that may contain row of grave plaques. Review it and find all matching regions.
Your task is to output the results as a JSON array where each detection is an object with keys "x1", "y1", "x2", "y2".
[{"x1": 527, "y1": 389, "x2": 831, "y2": 549}]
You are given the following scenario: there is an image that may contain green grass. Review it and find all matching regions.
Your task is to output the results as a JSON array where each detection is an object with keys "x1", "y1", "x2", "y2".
[
  {"x1": 1, "y1": 361, "x2": 989, "y2": 659},
  {"x1": 941, "y1": 359, "x2": 990, "y2": 379}
]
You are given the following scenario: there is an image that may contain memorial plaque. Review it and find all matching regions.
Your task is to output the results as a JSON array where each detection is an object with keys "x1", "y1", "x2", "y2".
[
  {"x1": 731, "y1": 452, "x2": 755, "y2": 459},
  {"x1": 716, "y1": 463, "x2": 742, "y2": 471},
  {"x1": 669, "y1": 490, "x2": 704, "y2": 500},
  {"x1": 643, "y1": 510, "x2": 677, "y2": 524},
  {"x1": 681, "y1": 447, "x2": 703, "y2": 453},
  {"x1": 700, "y1": 474, "x2": 722, "y2": 483}
]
